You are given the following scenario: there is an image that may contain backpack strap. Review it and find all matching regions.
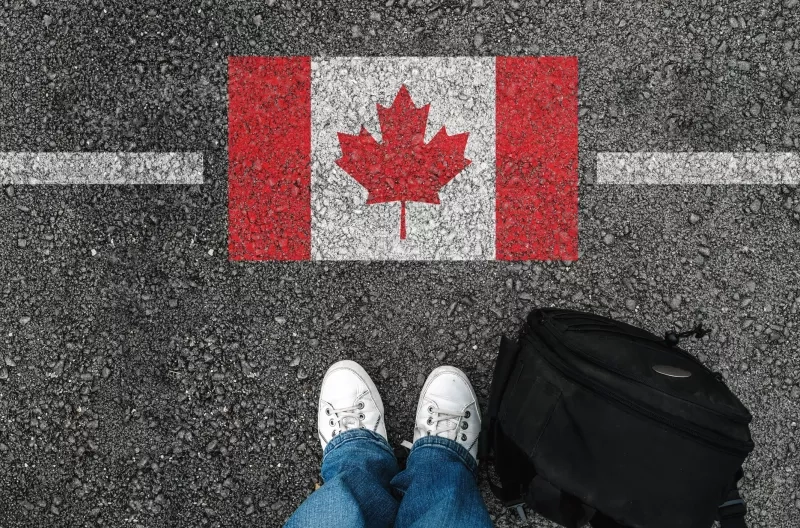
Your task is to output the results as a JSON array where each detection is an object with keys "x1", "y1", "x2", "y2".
[
  {"x1": 479, "y1": 335, "x2": 521, "y2": 462},
  {"x1": 529, "y1": 475, "x2": 595, "y2": 528},
  {"x1": 480, "y1": 335, "x2": 529, "y2": 512},
  {"x1": 718, "y1": 469, "x2": 748, "y2": 528}
]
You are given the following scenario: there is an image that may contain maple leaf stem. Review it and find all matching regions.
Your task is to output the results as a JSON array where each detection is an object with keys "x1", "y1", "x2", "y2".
[{"x1": 400, "y1": 201, "x2": 407, "y2": 240}]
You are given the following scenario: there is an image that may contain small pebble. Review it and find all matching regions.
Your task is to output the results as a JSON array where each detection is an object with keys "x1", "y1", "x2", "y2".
[
  {"x1": 689, "y1": 213, "x2": 701, "y2": 225},
  {"x1": 51, "y1": 360, "x2": 64, "y2": 378},
  {"x1": 669, "y1": 295, "x2": 682, "y2": 310},
  {"x1": 603, "y1": 234, "x2": 615, "y2": 246}
]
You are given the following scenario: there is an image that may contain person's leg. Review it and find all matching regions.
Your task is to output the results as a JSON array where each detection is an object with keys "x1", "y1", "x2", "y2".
[
  {"x1": 285, "y1": 361, "x2": 400, "y2": 528},
  {"x1": 286, "y1": 429, "x2": 400, "y2": 528},
  {"x1": 391, "y1": 366, "x2": 493, "y2": 528}
]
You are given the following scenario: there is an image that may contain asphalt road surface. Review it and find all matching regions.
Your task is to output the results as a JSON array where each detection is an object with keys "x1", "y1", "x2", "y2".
[{"x1": 1, "y1": 1, "x2": 799, "y2": 527}]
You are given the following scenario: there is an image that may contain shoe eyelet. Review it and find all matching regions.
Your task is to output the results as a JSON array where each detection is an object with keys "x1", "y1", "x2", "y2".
[
  {"x1": 426, "y1": 431, "x2": 431, "y2": 436},
  {"x1": 325, "y1": 408, "x2": 331, "y2": 416},
  {"x1": 461, "y1": 434, "x2": 467, "y2": 441},
  {"x1": 461, "y1": 422, "x2": 468, "y2": 430},
  {"x1": 358, "y1": 413, "x2": 365, "y2": 420},
  {"x1": 427, "y1": 405, "x2": 434, "y2": 414},
  {"x1": 358, "y1": 402, "x2": 365, "y2": 410},
  {"x1": 426, "y1": 417, "x2": 433, "y2": 426},
  {"x1": 329, "y1": 419, "x2": 335, "y2": 427},
  {"x1": 464, "y1": 411, "x2": 470, "y2": 418}
]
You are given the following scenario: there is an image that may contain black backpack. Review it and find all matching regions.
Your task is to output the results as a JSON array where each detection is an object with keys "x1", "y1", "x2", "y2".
[{"x1": 481, "y1": 308, "x2": 754, "y2": 528}]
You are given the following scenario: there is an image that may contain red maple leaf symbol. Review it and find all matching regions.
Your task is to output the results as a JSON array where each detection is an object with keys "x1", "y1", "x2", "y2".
[{"x1": 335, "y1": 85, "x2": 471, "y2": 239}]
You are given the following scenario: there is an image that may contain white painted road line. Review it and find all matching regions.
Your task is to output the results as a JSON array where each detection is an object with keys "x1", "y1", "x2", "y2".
[
  {"x1": 0, "y1": 152, "x2": 204, "y2": 184},
  {"x1": 596, "y1": 152, "x2": 800, "y2": 184}
]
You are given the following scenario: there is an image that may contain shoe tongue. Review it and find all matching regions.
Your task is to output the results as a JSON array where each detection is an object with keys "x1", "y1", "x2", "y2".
[
  {"x1": 340, "y1": 415, "x2": 359, "y2": 429},
  {"x1": 436, "y1": 420, "x2": 459, "y2": 439},
  {"x1": 429, "y1": 399, "x2": 462, "y2": 438},
  {"x1": 325, "y1": 384, "x2": 362, "y2": 429}
]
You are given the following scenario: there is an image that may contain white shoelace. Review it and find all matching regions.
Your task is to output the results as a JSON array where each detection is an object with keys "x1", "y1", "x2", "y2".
[
  {"x1": 426, "y1": 408, "x2": 467, "y2": 440},
  {"x1": 326, "y1": 402, "x2": 365, "y2": 437},
  {"x1": 401, "y1": 406, "x2": 468, "y2": 450}
]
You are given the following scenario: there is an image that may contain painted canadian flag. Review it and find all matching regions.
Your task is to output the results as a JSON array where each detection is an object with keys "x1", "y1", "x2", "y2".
[{"x1": 227, "y1": 56, "x2": 578, "y2": 261}]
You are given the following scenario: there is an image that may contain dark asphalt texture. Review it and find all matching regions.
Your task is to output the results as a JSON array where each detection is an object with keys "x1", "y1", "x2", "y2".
[{"x1": 1, "y1": 1, "x2": 800, "y2": 527}]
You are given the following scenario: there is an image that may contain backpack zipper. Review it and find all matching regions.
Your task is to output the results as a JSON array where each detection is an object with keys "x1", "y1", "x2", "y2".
[
  {"x1": 525, "y1": 329, "x2": 753, "y2": 456},
  {"x1": 547, "y1": 310, "x2": 715, "y2": 368},
  {"x1": 548, "y1": 319, "x2": 751, "y2": 424},
  {"x1": 565, "y1": 323, "x2": 711, "y2": 371}
]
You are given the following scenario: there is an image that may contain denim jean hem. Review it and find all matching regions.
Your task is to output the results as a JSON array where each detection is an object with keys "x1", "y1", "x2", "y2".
[
  {"x1": 410, "y1": 435, "x2": 479, "y2": 474},
  {"x1": 322, "y1": 428, "x2": 393, "y2": 461}
]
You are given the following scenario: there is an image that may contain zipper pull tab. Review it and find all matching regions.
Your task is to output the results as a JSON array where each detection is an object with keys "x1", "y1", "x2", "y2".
[
  {"x1": 665, "y1": 324, "x2": 709, "y2": 346},
  {"x1": 664, "y1": 331, "x2": 680, "y2": 346}
]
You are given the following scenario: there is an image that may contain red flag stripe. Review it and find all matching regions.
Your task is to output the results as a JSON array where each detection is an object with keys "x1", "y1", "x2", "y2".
[
  {"x1": 228, "y1": 56, "x2": 311, "y2": 261},
  {"x1": 495, "y1": 56, "x2": 579, "y2": 261}
]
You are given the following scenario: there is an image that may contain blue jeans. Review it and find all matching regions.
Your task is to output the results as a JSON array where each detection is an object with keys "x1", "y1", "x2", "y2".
[{"x1": 284, "y1": 429, "x2": 493, "y2": 528}]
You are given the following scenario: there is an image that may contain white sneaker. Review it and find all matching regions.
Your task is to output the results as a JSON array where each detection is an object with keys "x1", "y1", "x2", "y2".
[
  {"x1": 413, "y1": 366, "x2": 481, "y2": 461},
  {"x1": 317, "y1": 360, "x2": 387, "y2": 450}
]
